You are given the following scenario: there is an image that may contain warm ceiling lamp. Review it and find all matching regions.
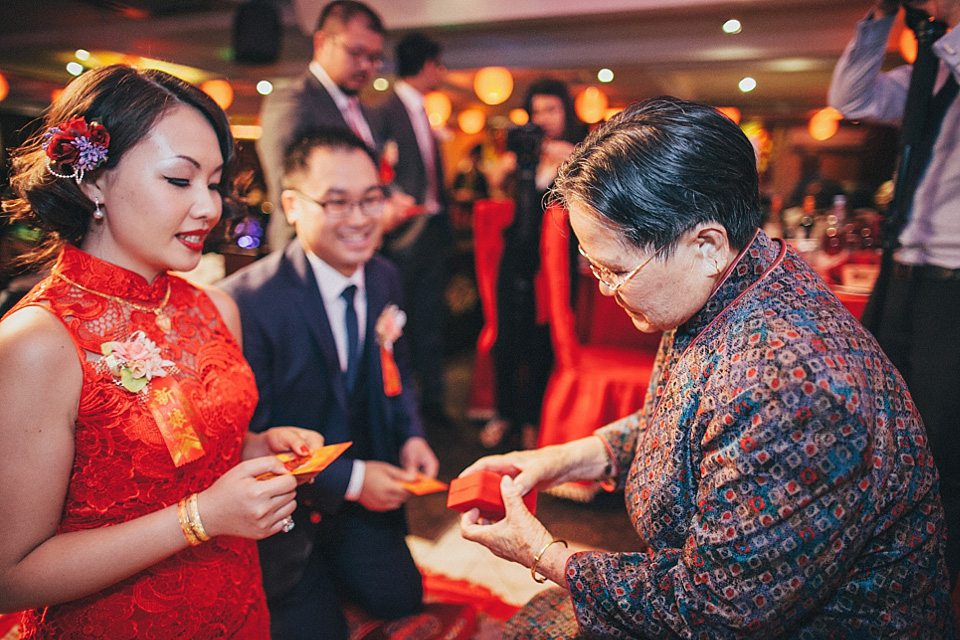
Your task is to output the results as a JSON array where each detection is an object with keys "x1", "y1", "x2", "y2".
[
  {"x1": 201, "y1": 79, "x2": 234, "y2": 111},
  {"x1": 424, "y1": 91, "x2": 451, "y2": 126},
  {"x1": 899, "y1": 28, "x2": 918, "y2": 63},
  {"x1": 458, "y1": 108, "x2": 486, "y2": 135},
  {"x1": 473, "y1": 67, "x2": 513, "y2": 105},
  {"x1": 0, "y1": 72, "x2": 8, "y2": 103},
  {"x1": 509, "y1": 108, "x2": 529, "y2": 126},
  {"x1": 716, "y1": 106, "x2": 741, "y2": 124},
  {"x1": 575, "y1": 86, "x2": 609, "y2": 124},
  {"x1": 809, "y1": 106, "x2": 842, "y2": 141}
]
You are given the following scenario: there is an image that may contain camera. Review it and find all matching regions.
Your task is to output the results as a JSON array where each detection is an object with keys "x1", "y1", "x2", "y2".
[{"x1": 506, "y1": 122, "x2": 544, "y2": 173}]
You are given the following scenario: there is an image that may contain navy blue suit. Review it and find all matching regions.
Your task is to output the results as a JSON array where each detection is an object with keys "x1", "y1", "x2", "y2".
[
  {"x1": 369, "y1": 89, "x2": 453, "y2": 412},
  {"x1": 220, "y1": 241, "x2": 424, "y2": 639}
]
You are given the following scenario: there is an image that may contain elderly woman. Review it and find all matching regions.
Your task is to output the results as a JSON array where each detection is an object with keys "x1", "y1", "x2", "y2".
[{"x1": 459, "y1": 97, "x2": 955, "y2": 638}]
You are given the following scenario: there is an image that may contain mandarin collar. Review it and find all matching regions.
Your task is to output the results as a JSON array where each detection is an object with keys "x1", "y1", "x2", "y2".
[
  {"x1": 672, "y1": 230, "x2": 782, "y2": 347},
  {"x1": 53, "y1": 245, "x2": 172, "y2": 303}
]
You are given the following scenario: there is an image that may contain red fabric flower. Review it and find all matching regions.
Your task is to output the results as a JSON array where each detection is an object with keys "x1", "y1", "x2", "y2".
[{"x1": 46, "y1": 132, "x2": 81, "y2": 165}]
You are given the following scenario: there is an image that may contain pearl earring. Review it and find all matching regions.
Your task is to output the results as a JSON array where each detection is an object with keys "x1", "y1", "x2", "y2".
[{"x1": 93, "y1": 198, "x2": 104, "y2": 220}]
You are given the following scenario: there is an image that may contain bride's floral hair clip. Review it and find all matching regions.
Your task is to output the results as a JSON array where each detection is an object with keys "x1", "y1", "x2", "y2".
[{"x1": 42, "y1": 115, "x2": 110, "y2": 184}]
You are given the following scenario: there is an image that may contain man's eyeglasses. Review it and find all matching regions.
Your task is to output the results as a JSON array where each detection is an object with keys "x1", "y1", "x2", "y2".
[
  {"x1": 290, "y1": 188, "x2": 387, "y2": 219},
  {"x1": 335, "y1": 37, "x2": 384, "y2": 68},
  {"x1": 578, "y1": 243, "x2": 665, "y2": 293}
]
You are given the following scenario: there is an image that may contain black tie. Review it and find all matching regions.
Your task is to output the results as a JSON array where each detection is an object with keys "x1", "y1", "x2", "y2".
[{"x1": 341, "y1": 285, "x2": 359, "y2": 390}]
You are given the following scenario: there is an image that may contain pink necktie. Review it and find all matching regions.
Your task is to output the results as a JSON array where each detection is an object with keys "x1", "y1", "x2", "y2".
[{"x1": 344, "y1": 98, "x2": 374, "y2": 147}]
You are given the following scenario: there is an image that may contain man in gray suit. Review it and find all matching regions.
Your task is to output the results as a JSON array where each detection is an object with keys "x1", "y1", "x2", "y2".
[
  {"x1": 369, "y1": 33, "x2": 454, "y2": 428},
  {"x1": 257, "y1": 0, "x2": 384, "y2": 252}
]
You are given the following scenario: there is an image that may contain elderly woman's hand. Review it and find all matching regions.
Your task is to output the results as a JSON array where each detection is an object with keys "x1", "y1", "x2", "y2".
[
  {"x1": 460, "y1": 475, "x2": 553, "y2": 566},
  {"x1": 459, "y1": 436, "x2": 611, "y2": 495}
]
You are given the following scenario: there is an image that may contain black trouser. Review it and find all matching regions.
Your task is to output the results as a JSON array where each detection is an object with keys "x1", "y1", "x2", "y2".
[
  {"x1": 492, "y1": 241, "x2": 553, "y2": 429},
  {"x1": 382, "y1": 214, "x2": 454, "y2": 410},
  {"x1": 865, "y1": 263, "x2": 960, "y2": 587}
]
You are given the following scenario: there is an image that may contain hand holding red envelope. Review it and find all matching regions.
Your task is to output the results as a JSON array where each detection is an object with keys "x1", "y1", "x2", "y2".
[{"x1": 256, "y1": 441, "x2": 353, "y2": 480}]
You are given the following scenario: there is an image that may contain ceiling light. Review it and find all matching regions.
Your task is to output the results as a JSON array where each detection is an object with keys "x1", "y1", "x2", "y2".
[
  {"x1": 738, "y1": 77, "x2": 757, "y2": 93},
  {"x1": 723, "y1": 19, "x2": 742, "y2": 34},
  {"x1": 373, "y1": 77, "x2": 389, "y2": 91},
  {"x1": 66, "y1": 62, "x2": 84, "y2": 76},
  {"x1": 597, "y1": 68, "x2": 614, "y2": 83},
  {"x1": 256, "y1": 80, "x2": 273, "y2": 96},
  {"x1": 75, "y1": 49, "x2": 91, "y2": 61}
]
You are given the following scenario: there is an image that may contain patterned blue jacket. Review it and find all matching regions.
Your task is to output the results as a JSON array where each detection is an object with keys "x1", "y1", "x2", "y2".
[{"x1": 568, "y1": 231, "x2": 956, "y2": 638}]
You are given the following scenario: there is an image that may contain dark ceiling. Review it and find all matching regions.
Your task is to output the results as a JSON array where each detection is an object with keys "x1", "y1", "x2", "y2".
[{"x1": 0, "y1": 0, "x2": 907, "y2": 124}]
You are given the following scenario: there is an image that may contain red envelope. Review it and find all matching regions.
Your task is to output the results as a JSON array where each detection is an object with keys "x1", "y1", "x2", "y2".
[
  {"x1": 446, "y1": 471, "x2": 537, "y2": 520},
  {"x1": 402, "y1": 473, "x2": 449, "y2": 496},
  {"x1": 256, "y1": 441, "x2": 352, "y2": 480}
]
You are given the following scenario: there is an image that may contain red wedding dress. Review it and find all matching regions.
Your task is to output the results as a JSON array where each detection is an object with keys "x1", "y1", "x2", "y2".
[{"x1": 10, "y1": 246, "x2": 270, "y2": 639}]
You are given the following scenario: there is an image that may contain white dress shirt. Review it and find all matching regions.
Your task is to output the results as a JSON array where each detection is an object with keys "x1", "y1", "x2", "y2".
[
  {"x1": 309, "y1": 60, "x2": 376, "y2": 148},
  {"x1": 304, "y1": 248, "x2": 368, "y2": 500},
  {"x1": 394, "y1": 80, "x2": 441, "y2": 215},
  {"x1": 829, "y1": 13, "x2": 960, "y2": 268}
]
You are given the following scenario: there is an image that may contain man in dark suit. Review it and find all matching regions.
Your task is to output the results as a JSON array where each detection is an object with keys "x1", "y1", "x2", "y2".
[
  {"x1": 221, "y1": 128, "x2": 438, "y2": 640},
  {"x1": 257, "y1": 0, "x2": 384, "y2": 252},
  {"x1": 369, "y1": 33, "x2": 454, "y2": 428}
]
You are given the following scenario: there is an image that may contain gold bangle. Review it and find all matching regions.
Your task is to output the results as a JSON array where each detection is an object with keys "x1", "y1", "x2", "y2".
[
  {"x1": 530, "y1": 538, "x2": 568, "y2": 583},
  {"x1": 187, "y1": 493, "x2": 211, "y2": 542},
  {"x1": 177, "y1": 497, "x2": 201, "y2": 546}
]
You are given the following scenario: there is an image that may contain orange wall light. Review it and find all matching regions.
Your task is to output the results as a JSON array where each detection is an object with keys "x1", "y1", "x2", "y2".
[
  {"x1": 509, "y1": 108, "x2": 529, "y2": 126},
  {"x1": 809, "y1": 106, "x2": 842, "y2": 141},
  {"x1": 424, "y1": 91, "x2": 452, "y2": 127},
  {"x1": 201, "y1": 79, "x2": 233, "y2": 110},
  {"x1": 716, "y1": 106, "x2": 741, "y2": 124},
  {"x1": 900, "y1": 28, "x2": 918, "y2": 64},
  {"x1": 474, "y1": 67, "x2": 513, "y2": 105},
  {"x1": 0, "y1": 72, "x2": 8, "y2": 102},
  {"x1": 574, "y1": 86, "x2": 609, "y2": 124},
  {"x1": 458, "y1": 109, "x2": 486, "y2": 135}
]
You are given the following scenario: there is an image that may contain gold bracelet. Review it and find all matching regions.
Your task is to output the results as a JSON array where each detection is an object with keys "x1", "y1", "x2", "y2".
[
  {"x1": 530, "y1": 538, "x2": 568, "y2": 583},
  {"x1": 186, "y1": 493, "x2": 211, "y2": 542},
  {"x1": 177, "y1": 497, "x2": 201, "y2": 546}
]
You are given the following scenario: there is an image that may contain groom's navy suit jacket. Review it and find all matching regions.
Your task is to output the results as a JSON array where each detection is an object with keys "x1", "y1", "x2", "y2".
[{"x1": 219, "y1": 240, "x2": 424, "y2": 595}]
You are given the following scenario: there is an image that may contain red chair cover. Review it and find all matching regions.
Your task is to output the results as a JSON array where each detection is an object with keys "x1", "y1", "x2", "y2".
[
  {"x1": 466, "y1": 199, "x2": 515, "y2": 420},
  {"x1": 537, "y1": 206, "x2": 660, "y2": 448}
]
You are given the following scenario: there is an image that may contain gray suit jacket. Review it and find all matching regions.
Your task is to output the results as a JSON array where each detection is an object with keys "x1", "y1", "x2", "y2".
[{"x1": 256, "y1": 69, "x2": 378, "y2": 249}]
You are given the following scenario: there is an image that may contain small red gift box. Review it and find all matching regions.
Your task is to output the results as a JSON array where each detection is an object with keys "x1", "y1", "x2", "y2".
[{"x1": 446, "y1": 471, "x2": 537, "y2": 520}]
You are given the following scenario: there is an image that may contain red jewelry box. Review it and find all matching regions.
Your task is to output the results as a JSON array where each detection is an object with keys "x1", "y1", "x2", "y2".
[{"x1": 446, "y1": 471, "x2": 537, "y2": 520}]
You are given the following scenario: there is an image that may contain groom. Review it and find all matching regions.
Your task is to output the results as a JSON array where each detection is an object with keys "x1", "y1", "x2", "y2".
[{"x1": 220, "y1": 127, "x2": 438, "y2": 640}]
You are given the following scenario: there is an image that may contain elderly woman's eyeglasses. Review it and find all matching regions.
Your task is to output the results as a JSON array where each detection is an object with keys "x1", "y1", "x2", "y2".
[
  {"x1": 578, "y1": 243, "x2": 665, "y2": 293},
  {"x1": 290, "y1": 188, "x2": 387, "y2": 219}
]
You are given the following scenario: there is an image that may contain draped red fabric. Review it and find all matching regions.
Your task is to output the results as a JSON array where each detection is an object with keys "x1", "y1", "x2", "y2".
[
  {"x1": 466, "y1": 199, "x2": 515, "y2": 420},
  {"x1": 536, "y1": 206, "x2": 660, "y2": 448}
]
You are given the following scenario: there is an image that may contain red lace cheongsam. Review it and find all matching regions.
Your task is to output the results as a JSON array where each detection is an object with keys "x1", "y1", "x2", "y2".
[{"x1": 11, "y1": 246, "x2": 270, "y2": 639}]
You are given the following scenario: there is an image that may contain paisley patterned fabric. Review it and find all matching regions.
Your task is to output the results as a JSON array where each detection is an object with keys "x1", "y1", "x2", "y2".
[
  {"x1": 9, "y1": 245, "x2": 269, "y2": 639},
  {"x1": 561, "y1": 231, "x2": 956, "y2": 638}
]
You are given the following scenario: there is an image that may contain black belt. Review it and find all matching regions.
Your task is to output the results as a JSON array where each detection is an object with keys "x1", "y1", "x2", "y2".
[{"x1": 892, "y1": 262, "x2": 960, "y2": 281}]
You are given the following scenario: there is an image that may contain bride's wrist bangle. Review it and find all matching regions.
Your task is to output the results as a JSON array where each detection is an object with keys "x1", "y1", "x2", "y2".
[
  {"x1": 187, "y1": 492, "x2": 211, "y2": 542},
  {"x1": 177, "y1": 497, "x2": 201, "y2": 546},
  {"x1": 531, "y1": 538, "x2": 568, "y2": 583}
]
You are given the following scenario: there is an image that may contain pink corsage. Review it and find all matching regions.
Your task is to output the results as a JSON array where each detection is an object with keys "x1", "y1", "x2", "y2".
[
  {"x1": 375, "y1": 304, "x2": 406, "y2": 397},
  {"x1": 99, "y1": 330, "x2": 174, "y2": 394},
  {"x1": 42, "y1": 115, "x2": 110, "y2": 184}
]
